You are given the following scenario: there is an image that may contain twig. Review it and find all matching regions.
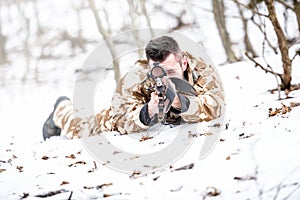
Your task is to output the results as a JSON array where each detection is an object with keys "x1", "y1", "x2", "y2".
[
  {"x1": 282, "y1": 184, "x2": 300, "y2": 200},
  {"x1": 234, "y1": 0, "x2": 269, "y2": 17},
  {"x1": 245, "y1": 52, "x2": 281, "y2": 77},
  {"x1": 276, "y1": 0, "x2": 294, "y2": 11}
]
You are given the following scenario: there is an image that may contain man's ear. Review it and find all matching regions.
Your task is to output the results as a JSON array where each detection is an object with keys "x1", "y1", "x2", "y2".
[{"x1": 181, "y1": 56, "x2": 188, "y2": 71}]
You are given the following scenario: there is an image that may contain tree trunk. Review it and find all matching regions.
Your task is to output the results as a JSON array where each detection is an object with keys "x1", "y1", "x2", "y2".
[
  {"x1": 294, "y1": 0, "x2": 300, "y2": 33},
  {"x1": 0, "y1": 3, "x2": 7, "y2": 65},
  {"x1": 212, "y1": 0, "x2": 238, "y2": 63},
  {"x1": 140, "y1": 0, "x2": 154, "y2": 38},
  {"x1": 88, "y1": 0, "x2": 120, "y2": 83},
  {"x1": 0, "y1": 30, "x2": 7, "y2": 65},
  {"x1": 127, "y1": 0, "x2": 143, "y2": 58},
  {"x1": 265, "y1": 0, "x2": 292, "y2": 89},
  {"x1": 234, "y1": 0, "x2": 258, "y2": 57}
]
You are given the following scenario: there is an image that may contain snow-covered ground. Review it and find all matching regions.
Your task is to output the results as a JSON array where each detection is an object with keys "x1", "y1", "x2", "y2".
[
  {"x1": 1, "y1": 55, "x2": 300, "y2": 199},
  {"x1": 1, "y1": 0, "x2": 300, "y2": 199}
]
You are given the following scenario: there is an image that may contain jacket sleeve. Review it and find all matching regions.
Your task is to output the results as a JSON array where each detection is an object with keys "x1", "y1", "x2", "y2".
[
  {"x1": 179, "y1": 57, "x2": 225, "y2": 123},
  {"x1": 110, "y1": 61, "x2": 151, "y2": 134}
]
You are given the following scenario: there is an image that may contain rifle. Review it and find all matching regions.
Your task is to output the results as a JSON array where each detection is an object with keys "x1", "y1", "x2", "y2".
[
  {"x1": 147, "y1": 62, "x2": 167, "y2": 123},
  {"x1": 146, "y1": 62, "x2": 197, "y2": 124}
]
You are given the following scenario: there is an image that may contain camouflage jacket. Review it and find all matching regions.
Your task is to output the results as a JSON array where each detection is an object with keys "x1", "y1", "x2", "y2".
[{"x1": 110, "y1": 51, "x2": 225, "y2": 134}]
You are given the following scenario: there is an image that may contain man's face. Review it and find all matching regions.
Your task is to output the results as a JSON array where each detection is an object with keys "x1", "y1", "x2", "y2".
[{"x1": 148, "y1": 53, "x2": 187, "y2": 79}]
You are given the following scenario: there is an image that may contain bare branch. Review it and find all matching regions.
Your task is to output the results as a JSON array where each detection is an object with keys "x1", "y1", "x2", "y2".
[
  {"x1": 234, "y1": 0, "x2": 269, "y2": 17},
  {"x1": 276, "y1": 0, "x2": 294, "y2": 11},
  {"x1": 88, "y1": 0, "x2": 120, "y2": 82},
  {"x1": 245, "y1": 51, "x2": 282, "y2": 77},
  {"x1": 251, "y1": 13, "x2": 278, "y2": 54}
]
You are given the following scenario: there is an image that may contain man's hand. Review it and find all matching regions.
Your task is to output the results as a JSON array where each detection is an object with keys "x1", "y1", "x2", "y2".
[
  {"x1": 148, "y1": 85, "x2": 181, "y2": 119},
  {"x1": 148, "y1": 92, "x2": 159, "y2": 118}
]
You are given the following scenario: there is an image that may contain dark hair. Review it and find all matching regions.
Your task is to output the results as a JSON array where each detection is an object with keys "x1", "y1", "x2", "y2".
[{"x1": 145, "y1": 36, "x2": 181, "y2": 62}]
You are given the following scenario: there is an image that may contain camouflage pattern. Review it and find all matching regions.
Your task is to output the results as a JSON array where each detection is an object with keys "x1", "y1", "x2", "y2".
[{"x1": 53, "y1": 51, "x2": 225, "y2": 139}]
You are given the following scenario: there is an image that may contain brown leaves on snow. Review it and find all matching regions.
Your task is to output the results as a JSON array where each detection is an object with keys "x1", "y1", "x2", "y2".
[{"x1": 269, "y1": 102, "x2": 300, "y2": 117}]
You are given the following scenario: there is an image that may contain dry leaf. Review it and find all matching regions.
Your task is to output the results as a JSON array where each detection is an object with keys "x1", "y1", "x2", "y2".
[
  {"x1": 129, "y1": 155, "x2": 140, "y2": 160},
  {"x1": 0, "y1": 169, "x2": 6, "y2": 173},
  {"x1": 206, "y1": 186, "x2": 221, "y2": 197},
  {"x1": 20, "y1": 192, "x2": 29, "y2": 199},
  {"x1": 234, "y1": 176, "x2": 257, "y2": 181},
  {"x1": 129, "y1": 170, "x2": 142, "y2": 179},
  {"x1": 60, "y1": 181, "x2": 69, "y2": 186},
  {"x1": 97, "y1": 183, "x2": 113, "y2": 189},
  {"x1": 68, "y1": 161, "x2": 87, "y2": 167},
  {"x1": 16, "y1": 166, "x2": 23, "y2": 172},
  {"x1": 112, "y1": 151, "x2": 121, "y2": 155},
  {"x1": 65, "y1": 154, "x2": 76, "y2": 159},
  {"x1": 174, "y1": 163, "x2": 194, "y2": 171},
  {"x1": 226, "y1": 156, "x2": 231, "y2": 160},
  {"x1": 281, "y1": 103, "x2": 291, "y2": 114},
  {"x1": 83, "y1": 186, "x2": 94, "y2": 189},
  {"x1": 139, "y1": 135, "x2": 153, "y2": 142},
  {"x1": 269, "y1": 103, "x2": 292, "y2": 117},
  {"x1": 41, "y1": 155, "x2": 49, "y2": 160},
  {"x1": 269, "y1": 108, "x2": 280, "y2": 117}
]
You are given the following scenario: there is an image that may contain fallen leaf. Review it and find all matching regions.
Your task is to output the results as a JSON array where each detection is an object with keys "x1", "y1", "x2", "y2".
[
  {"x1": 35, "y1": 189, "x2": 69, "y2": 198},
  {"x1": 112, "y1": 151, "x2": 121, "y2": 155},
  {"x1": 174, "y1": 163, "x2": 194, "y2": 171},
  {"x1": 0, "y1": 169, "x2": 6, "y2": 173},
  {"x1": 97, "y1": 183, "x2": 113, "y2": 189},
  {"x1": 60, "y1": 181, "x2": 69, "y2": 186},
  {"x1": 68, "y1": 161, "x2": 87, "y2": 167},
  {"x1": 269, "y1": 108, "x2": 280, "y2": 117},
  {"x1": 41, "y1": 155, "x2": 50, "y2": 160},
  {"x1": 281, "y1": 103, "x2": 291, "y2": 114},
  {"x1": 129, "y1": 170, "x2": 142, "y2": 179},
  {"x1": 20, "y1": 192, "x2": 29, "y2": 199},
  {"x1": 170, "y1": 185, "x2": 183, "y2": 192},
  {"x1": 16, "y1": 166, "x2": 23, "y2": 172},
  {"x1": 234, "y1": 176, "x2": 257, "y2": 181},
  {"x1": 226, "y1": 156, "x2": 231, "y2": 160},
  {"x1": 65, "y1": 154, "x2": 76, "y2": 159},
  {"x1": 77, "y1": 150, "x2": 82, "y2": 154},
  {"x1": 129, "y1": 155, "x2": 140, "y2": 160},
  {"x1": 206, "y1": 186, "x2": 221, "y2": 197},
  {"x1": 83, "y1": 186, "x2": 94, "y2": 189},
  {"x1": 139, "y1": 135, "x2": 153, "y2": 142}
]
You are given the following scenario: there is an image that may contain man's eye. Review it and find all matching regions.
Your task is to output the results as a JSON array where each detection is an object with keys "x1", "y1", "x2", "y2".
[{"x1": 167, "y1": 70, "x2": 175, "y2": 75}]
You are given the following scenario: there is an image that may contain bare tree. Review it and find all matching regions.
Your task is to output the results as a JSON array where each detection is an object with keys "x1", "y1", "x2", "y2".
[
  {"x1": 0, "y1": 26, "x2": 7, "y2": 65},
  {"x1": 88, "y1": 0, "x2": 120, "y2": 83},
  {"x1": 234, "y1": 0, "x2": 258, "y2": 57},
  {"x1": 0, "y1": 3, "x2": 8, "y2": 65},
  {"x1": 243, "y1": 0, "x2": 296, "y2": 94},
  {"x1": 276, "y1": 0, "x2": 300, "y2": 33},
  {"x1": 140, "y1": 0, "x2": 154, "y2": 38},
  {"x1": 127, "y1": 0, "x2": 144, "y2": 58},
  {"x1": 212, "y1": 0, "x2": 239, "y2": 63},
  {"x1": 265, "y1": 0, "x2": 292, "y2": 90}
]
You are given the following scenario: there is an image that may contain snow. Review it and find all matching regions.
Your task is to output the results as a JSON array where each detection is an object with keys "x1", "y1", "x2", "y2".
[
  {"x1": 1, "y1": 55, "x2": 299, "y2": 200},
  {"x1": 1, "y1": 0, "x2": 300, "y2": 200}
]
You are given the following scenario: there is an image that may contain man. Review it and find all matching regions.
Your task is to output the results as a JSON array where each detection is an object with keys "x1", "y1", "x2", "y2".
[{"x1": 43, "y1": 36, "x2": 224, "y2": 140}]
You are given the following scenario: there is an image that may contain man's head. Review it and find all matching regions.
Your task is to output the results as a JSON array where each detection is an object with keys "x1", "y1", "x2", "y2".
[{"x1": 145, "y1": 36, "x2": 188, "y2": 78}]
